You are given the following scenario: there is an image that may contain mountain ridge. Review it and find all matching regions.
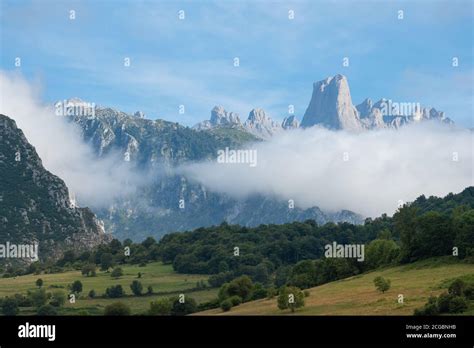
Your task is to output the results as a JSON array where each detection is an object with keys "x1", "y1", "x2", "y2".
[{"x1": 0, "y1": 114, "x2": 111, "y2": 263}]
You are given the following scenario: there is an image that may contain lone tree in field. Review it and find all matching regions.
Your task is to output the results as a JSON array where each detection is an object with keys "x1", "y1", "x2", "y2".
[
  {"x1": 100, "y1": 253, "x2": 114, "y2": 271},
  {"x1": 111, "y1": 267, "x2": 123, "y2": 278},
  {"x1": 373, "y1": 276, "x2": 391, "y2": 293},
  {"x1": 277, "y1": 286, "x2": 305, "y2": 313},
  {"x1": 105, "y1": 285, "x2": 125, "y2": 298},
  {"x1": 35, "y1": 278, "x2": 43, "y2": 288},
  {"x1": 49, "y1": 290, "x2": 66, "y2": 307},
  {"x1": 81, "y1": 264, "x2": 97, "y2": 277},
  {"x1": 130, "y1": 280, "x2": 143, "y2": 296},
  {"x1": 71, "y1": 280, "x2": 83, "y2": 294}
]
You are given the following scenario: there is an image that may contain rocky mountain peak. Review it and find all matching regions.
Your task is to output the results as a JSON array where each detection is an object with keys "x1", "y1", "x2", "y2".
[
  {"x1": 356, "y1": 98, "x2": 373, "y2": 118},
  {"x1": 244, "y1": 108, "x2": 281, "y2": 139},
  {"x1": 194, "y1": 106, "x2": 243, "y2": 131},
  {"x1": 281, "y1": 115, "x2": 300, "y2": 130},
  {"x1": 301, "y1": 74, "x2": 362, "y2": 131},
  {"x1": 210, "y1": 105, "x2": 241, "y2": 126},
  {"x1": 246, "y1": 108, "x2": 267, "y2": 122},
  {"x1": 134, "y1": 111, "x2": 146, "y2": 119}
]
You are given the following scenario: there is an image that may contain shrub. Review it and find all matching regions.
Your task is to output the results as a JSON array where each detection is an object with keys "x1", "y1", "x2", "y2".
[
  {"x1": 149, "y1": 298, "x2": 172, "y2": 315},
  {"x1": 448, "y1": 279, "x2": 465, "y2": 297},
  {"x1": 70, "y1": 280, "x2": 83, "y2": 294},
  {"x1": 1, "y1": 298, "x2": 19, "y2": 316},
  {"x1": 220, "y1": 299, "x2": 233, "y2": 312},
  {"x1": 414, "y1": 296, "x2": 439, "y2": 316},
  {"x1": 448, "y1": 296, "x2": 468, "y2": 313},
  {"x1": 414, "y1": 303, "x2": 439, "y2": 316},
  {"x1": 170, "y1": 296, "x2": 197, "y2": 316},
  {"x1": 229, "y1": 296, "x2": 242, "y2": 306},
  {"x1": 88, "y1": 289, "x2": 96, "y2": 298},
  {"x1": 437, "y1": 292, "x2": 453, "y2": 313},
  {"x1": 463, "y1": 285, "x2": 474, "y2": 300},
  {"x1": 81, "y1": 264, "x2": 97, "y2": 277},
  {"x1": 49, "y1": 290, "x2": 66, "y2": 307},
  {"x1": 100, "y1": 253, "x2": 114, "y2": 271},
  {"x1": 111, "y1": 267, "x2": 123, "y2": 278},
  {"x1": 13, "y1": 293, "x2": 32, "y2": 307},
  {"x1": 37, "y1": 304, "x2": 58, "y2": 316},
  {"x1": 219, "y1": 276, "x2": 254, "y2": 302},
  {"x1": 105, "y1": 285, "x2": 125, "y2": 298},
  {"x1": 373, "y1": 276, "x2": 391, "y2": 293},
  {"x1": 147, "y1": 285, "x2": 153, "y2": 295},
  {"x1": 266, "y1": 287, "x2": 277, "y2": 299},
  {"x1": 28, "y1": 289, "x2": 48, "y2": 307},
  {"x1": 197, "y1": 298, "x2": 220, "y2": 311},
  {"x1": 130, "y1": 280, "x2": 143, "y2": 296},
  {"x1": 277, "y1": 286, "x2": 305, "y2": 313},
  {"x1": 104, "y1": 302, "x2": 131, "y2": 316}
]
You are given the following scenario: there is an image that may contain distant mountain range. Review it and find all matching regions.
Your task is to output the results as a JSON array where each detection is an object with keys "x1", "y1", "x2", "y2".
[
  {"x1": 61, "y1": 101, "x2": 364, "y2": 241},
  {"x1": 192, "y1": 74, "x2": 453, "y2": 138},
  {"x1": 0, "y1": 114, "x2": 111, "y2": 263},
  {"x1": 60, "y1": 74, "x2": 456, "y2": 240},
  {"x1": 1, "y1": 74, "x2": 456, "y2": 244}
]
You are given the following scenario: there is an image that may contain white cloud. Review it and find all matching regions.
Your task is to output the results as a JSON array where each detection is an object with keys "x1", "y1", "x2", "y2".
[
  {"x1": 179, "y1": 124, "x2": 474, "y2": 217},
  {"x1": 0, "y1": 71, "x2": 148, "y2": 207}
]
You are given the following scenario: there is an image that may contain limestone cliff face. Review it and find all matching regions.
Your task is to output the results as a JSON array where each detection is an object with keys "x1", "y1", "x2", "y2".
[
  {"x1": 301, "y1": 75, "x2": 453, "y2": 131},
  {"x1": 194, "y1": 105, "x2": 282, "y2": 139},
  {"x1": 244, "y1": 108, "x2": 282, "y2": 139},
  {"x1": 0, "y1": 114, "x2": 111, "y2": 263},
  {"x1": 301, "y1": 74, "x2": 362, "y2": 131}
]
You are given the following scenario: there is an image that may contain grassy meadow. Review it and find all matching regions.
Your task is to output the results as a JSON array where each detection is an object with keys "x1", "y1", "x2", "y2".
[
  {"x1": 196, "y1": 259, "x2": 474, "y2": 315},
  {"x1": 0, "y1": 262, "x2": 217, "y2": 315}
]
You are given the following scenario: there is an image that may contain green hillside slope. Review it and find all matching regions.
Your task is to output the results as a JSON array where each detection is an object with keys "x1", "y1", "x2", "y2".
[{"x1": 196, "y1": 258, "x2": 474, "y2": 315}]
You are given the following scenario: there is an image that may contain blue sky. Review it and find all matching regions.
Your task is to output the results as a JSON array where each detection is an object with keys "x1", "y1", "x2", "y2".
[{"x1": 1, "y1": 0, "x2": 473, "y2": 127}]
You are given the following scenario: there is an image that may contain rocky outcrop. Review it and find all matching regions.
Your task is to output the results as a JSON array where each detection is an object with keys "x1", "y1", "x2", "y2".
[
  {"x1": 194, "y1": 106, "x2": 282, "y2": 139},
  {"x1": 282, "y1": 115, "x2": 300, "y2": 130},
  {"x1": 194, "y1": 106, "x2": 242, "y2": 130},
  {"x1": 244, "y1": 108, "x2": 282, "y2": 139},
  {"x1": 300, "y1": 75, "x2": 454, "y2": 131},
  {"x1": 301, "y1": 74, "x2": 362, "y2": 131}
]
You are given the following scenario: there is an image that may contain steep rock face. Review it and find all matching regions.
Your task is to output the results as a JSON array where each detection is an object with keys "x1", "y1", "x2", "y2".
[
  {"x1": 301, "y1": 75, "x2": 454, "y2": 131},
  {"x1": 282, "y1": 115, "x2": 300, "y2": 130},
  {"x1": 100, "y1": 174, "x2": 364, "y2": 241},
  {"x1": 244, "y1": 108, "x2": 282, "y2": 139},
  {"x1": 355, "y1": 98, "x2": 373, "y2": 118},
  {"x1": 356, "y1": 98, "x2": 385, "y2": 129},
  {"x1": 367, "y1": 99, "x2": 454, "y2": 129},
  {"x1": 0, "y1": 114, "x2": 111, "y2": 263},
  {"x1": 210, "y1": 106, "x2": 242, "y2": 127},
  {"x1": 194, "y1": 106, "x2": 282, "y2": 139},
  {"x1": 301, "y1": 74, "x2": 362, "y2": 131},
  {"x1": 64, "y1": 104, "x2": 363, "y2": 241},
  {"x1": 67, "y1": 105, "x2": 256, "y2": 167}
]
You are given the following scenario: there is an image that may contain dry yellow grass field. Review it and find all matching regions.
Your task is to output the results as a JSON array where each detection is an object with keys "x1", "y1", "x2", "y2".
[{"x1": 197, "y1": 259, "x2": 474, "y2": 316}]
